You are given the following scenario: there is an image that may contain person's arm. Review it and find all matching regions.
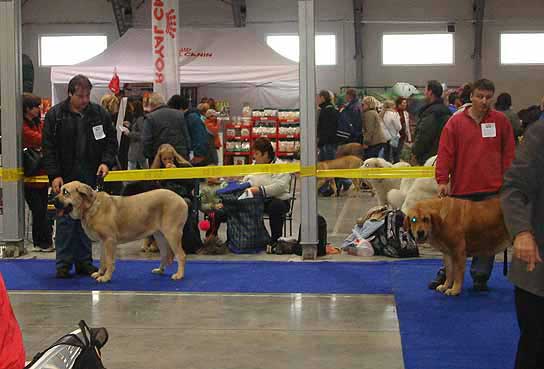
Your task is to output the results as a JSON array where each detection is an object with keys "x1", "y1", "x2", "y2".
[
  {"x1": 42, "y1": 109, "x2": 62, "y2": 182},
  {"x1": 181, "y1": 114, "x2": 192, "y2": 154},
  {"x1": 501, "y1": 124, "x2": 544, "y2": 270},
  {"x1": 501, "y1": 116, "x2": 516, "y2": 172},
  {"x1": 363, "y1": 112, "x2": 377, "y2": 145},
  {"x1": 23, "y1": 121, "x2": 42, "y2": 147},
  {"x1": 435, "y1": 121, "x2": 455, "y2": 186},
  {"x1": 99, "y1": 107, "x2": 118, "y2": 170},
  {"x1": 260, "y1": 173, "x2": 291, "y2": 198},
  {"x1": 412, "y1": 114, "x2": 436, "y2": 160}
]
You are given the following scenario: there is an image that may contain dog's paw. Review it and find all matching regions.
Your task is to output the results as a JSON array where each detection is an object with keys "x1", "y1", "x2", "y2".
[
  {"x1": 444, "y1": 288, "x2": 461, "y2": 296},
  {"x1": 91, "y1": 272, "x2": 100, "y2": 279},
  {"x1": 436, "y1": 284, "x2": 448, "y2": 293},
  {"x1": 171, "y1": 272, "x2": 184, "y2": 280},
  {"x1": 96, "y1": 275, "x2": 111, "y2": 283},
  {"x1": 152, "y1": 268, "x2": 164, "y2": 275}
]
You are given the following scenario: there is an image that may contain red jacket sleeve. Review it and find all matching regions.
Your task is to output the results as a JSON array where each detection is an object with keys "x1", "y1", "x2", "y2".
[
  {"x1": 0, "y1": 274, "x2": 25, "y2": 369},
  {"x1": 22, "y1": 120, "x2": 43, "y2": 148},
  {"x1": 501, "y1": 116, "x2": 516, "y2": 173},
  {"x1": 435, "y1": 120, "x2": 456, "y2": 184}
]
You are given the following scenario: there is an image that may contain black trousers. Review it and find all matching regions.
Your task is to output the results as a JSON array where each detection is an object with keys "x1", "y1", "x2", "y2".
[
  {"x1": 264, "y1": 198, "x2": 290, "y2": 242},
  {"x1": 514, "y1": 287, "x2": 544, "y2": 369},
  {"x1": 24, "y1": 186, "x2": 52, "y2": 248}
]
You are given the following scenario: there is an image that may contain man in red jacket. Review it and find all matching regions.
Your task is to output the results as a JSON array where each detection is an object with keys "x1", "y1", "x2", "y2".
[
  {"x1": 430, "y1": 78, "x2": 516, "y2": 291},
  {"x1": 0, "y1": 273, "x2": 25, "y2": 369}
]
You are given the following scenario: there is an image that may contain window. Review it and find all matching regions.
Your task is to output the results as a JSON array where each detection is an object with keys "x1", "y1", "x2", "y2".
[
  {"x1": 266, "y1": 34, "x2": 336, "y2": 65},
  {"x1": 501, "y1": 33, "x2": 544, "y2": 64},
  {"x1": 382, "y1": 34, "x2": 454, "y2": 65},
  {"x1": 39, "y1": 35, "x2": 108, "y2": 66}
]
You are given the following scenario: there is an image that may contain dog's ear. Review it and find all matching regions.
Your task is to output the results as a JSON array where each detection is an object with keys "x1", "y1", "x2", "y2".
[
  {"x1": 76, "y1": 184, "x2": 96, "y2": 202},
  {"x1": 430, "y1": 211, "x2": 443, "y2": 232}
]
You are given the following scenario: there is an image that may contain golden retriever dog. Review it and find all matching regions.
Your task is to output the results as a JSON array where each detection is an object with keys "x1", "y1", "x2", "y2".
[
  {"x1": 362, "y1": 158, "x2": 410, "y2": 206},
  {"x1": 317, "y1": 155, "x2": 363, "y2": 195},
  {"x1": 336, "y1": 143, "x2": 365, "y2": 159},
  {"x1": 387, "y1": 155, "x2": 438, "y2": 211},
  {"x1": 53, "y1": 181, "x2": 188, "y2": 283},
  {"x1": 404, "y1": 197, "x2": 510, "y2": 296}
]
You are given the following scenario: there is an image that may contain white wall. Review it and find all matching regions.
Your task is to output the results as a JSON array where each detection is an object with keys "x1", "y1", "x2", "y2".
[
  {"x1": 22, "y1": 0, "x2": 118, "y2": 98},
  {"x1": 21, "y1": 0, "x2": 544, "y2": 108}
]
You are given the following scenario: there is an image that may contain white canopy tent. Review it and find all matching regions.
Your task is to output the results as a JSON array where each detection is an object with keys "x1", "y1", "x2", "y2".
[{"x1": 51, "y1": 28, "x2": 300, "y2": 112}]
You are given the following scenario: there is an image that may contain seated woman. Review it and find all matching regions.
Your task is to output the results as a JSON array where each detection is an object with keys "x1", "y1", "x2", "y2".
[{"x1": 245, "y1": 137, "x2": 291, "y2": 244}]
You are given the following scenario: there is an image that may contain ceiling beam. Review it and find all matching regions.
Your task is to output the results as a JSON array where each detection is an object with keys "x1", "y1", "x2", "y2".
[
  {"x1": 353, "y1": 0, "x2": 364, "y2": 86},
  {"x1": 111, "y1": 0, "x2": 133, "y2": 37},
  {"x1": 472, "y1": 0, "x2": 485, "y2": 80},
  {"x1": 231, "y1": 0, "x2": 246, "y2": 27}
]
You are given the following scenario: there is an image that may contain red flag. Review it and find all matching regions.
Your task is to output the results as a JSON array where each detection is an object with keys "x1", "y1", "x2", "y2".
[{"x1": 108, "y1": 68, "x2": 120, "y2": 95}]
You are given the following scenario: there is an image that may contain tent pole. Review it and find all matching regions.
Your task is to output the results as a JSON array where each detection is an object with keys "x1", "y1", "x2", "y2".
[{"x1": 298, "y1": 0, "x2": 318, "y2": 260}]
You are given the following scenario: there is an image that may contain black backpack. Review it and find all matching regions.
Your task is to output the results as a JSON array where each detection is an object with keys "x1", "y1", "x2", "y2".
[
  {"x1": 25, "y1": 320, "x2": 108, "y2": 369},
  {"x1": 371, "y1": 210, "x2": 419, "y2": 258},
  {"x1": 295, "y1": 215, "x2": 328, "y2": 257}
]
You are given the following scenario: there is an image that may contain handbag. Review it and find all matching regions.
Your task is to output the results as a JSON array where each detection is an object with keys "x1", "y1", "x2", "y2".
[{"x1": 23, "y1": 147, "x2": 43, "y2": 177}]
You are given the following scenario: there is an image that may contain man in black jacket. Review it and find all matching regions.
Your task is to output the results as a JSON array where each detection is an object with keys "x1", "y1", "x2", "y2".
[
  {"x1": 412, "y1": 80, "x2": 451, "y2": 165},
  {"x1": 42, "y1": 75, "x2": 118, "y2": 278},
  {"x1": 317, "y1": 90, "x2": 339, "y2": 161}
]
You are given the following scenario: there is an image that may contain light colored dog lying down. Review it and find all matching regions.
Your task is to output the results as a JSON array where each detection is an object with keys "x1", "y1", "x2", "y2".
[{"x1": 53, "y1": 181, "x2": 188, "y2": 283}]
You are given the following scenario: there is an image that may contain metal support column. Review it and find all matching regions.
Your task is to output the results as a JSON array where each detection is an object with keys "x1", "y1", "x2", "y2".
[
  {"x1": 352, "y1": 0, "x2": 364, "y2": 86},
  {"x1": 231, "y1": 0, "x2": 247, "y2": 28},
  {"x1": 0, "y1": 0, "x2": 25, "y2": 257},
  {"x1": 298, "y1": 0, "x2": 318, "y2": 260},
  {"x1": 472, "y1": 0, "x2": 485, "y2": 80}
]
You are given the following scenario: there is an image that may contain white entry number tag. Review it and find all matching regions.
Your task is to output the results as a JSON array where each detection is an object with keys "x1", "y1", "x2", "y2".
[
  {"x1": 92, "y1": 125, "x2": 106, "y2": 140},
  {"x1": 481, "y1": 123, "x2": 496, "y2": 138}
]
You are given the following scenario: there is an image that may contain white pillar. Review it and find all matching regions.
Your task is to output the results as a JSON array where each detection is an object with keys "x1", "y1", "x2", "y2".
[
  {"x1": 298, "y1": 0, "x2": 318, "y2": 259},
  {"x1": 0, "y1": 0, "x2": 25, "y2": 255}
]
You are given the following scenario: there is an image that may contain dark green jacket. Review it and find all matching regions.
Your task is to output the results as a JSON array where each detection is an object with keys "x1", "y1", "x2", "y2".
[{"x1": 412, "y1": 101, "x2": 451, "y2": 165}]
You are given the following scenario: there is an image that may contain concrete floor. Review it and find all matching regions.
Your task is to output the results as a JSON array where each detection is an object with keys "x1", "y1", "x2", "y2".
[{"x1": 12, "y1": 291, "x2": 404, "y2": 369}]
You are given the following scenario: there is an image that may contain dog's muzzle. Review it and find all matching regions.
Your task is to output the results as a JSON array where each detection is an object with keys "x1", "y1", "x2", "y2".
[
  {"x1": 416, "y1": 230, "x2": 427, "y2": 243},
  {"x1": 53, "y1": 197, "x2": 72, "y2": 217}
]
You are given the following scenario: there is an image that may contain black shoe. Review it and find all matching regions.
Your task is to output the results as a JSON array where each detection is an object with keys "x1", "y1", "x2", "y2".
[
  {"x1": 428, "y1": 268, "x2": 447, "y2": 290},
  {"x1": 56, "y1": 268, "x2": 72, "y2": 279},
  {"x1": 75, "y1": 263, "x2": 98, "y2": 276},
  {"x1": 472, "y1": 280, "x2": 489, "y2": 292}
]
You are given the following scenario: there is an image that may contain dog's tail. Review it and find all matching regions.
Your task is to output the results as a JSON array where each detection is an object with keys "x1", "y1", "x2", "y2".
[{"x1": 387, "y1": 188, "x2": 406, "y2": 209}]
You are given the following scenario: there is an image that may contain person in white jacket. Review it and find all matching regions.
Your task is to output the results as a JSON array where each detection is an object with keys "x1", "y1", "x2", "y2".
[
  {"x1": 380, "y1": 100, "x2": 402, "y2": 162},
  {"x1": 244, "y1": 137, "x2": 291, "y2": 243}
]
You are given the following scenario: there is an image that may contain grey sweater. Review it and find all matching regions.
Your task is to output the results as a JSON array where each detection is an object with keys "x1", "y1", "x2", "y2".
[{"x1": 500, "y1": 121, "x2": 544, "y2": 297}]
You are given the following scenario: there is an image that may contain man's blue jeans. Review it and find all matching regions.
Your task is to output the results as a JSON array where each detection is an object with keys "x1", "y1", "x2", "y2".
[
  {"x1": 318, "y1": 144, "x2": 337, "y2": 161},
  {"x1": 55, "y1": 215, "x2": 93, "y2": 270}
]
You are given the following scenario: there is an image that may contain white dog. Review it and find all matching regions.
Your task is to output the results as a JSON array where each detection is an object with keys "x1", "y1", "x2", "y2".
[
  {"x1": 387, "y1": 155, "x2": 439, "y2": 212},
  {"x1": 362, "y1": 158, "x2": 410, "y2": 206}
]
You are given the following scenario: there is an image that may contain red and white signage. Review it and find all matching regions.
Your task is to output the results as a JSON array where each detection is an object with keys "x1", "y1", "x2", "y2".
[{"x1": 152, "y1": 0, "x2": 179, "y2": 99}]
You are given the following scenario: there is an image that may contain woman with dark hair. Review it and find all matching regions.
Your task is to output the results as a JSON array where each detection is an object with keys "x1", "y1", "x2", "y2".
[
  {"x1": 395, "y1": 96, "x2": 412, "y2": 162},
  {"x1": 495, "y1": 92, "x2": 522, "y2": 143},
  {"x1": 22, "y1": 93, "x2": 54, "y2": 252}
]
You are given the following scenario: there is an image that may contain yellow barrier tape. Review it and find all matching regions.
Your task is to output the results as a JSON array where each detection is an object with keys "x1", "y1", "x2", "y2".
[
  {"x1": 104, "y1": 163, "x2": 301, "y2": 182},
  {"x1": 299, "y1": 165, "x2": 317, "y2": 177},
  {"x1": 0, "y1": 168, "x2": 24, "y2": 182},
  {"x1": 317, "y1": 166, "x2": 435, "y2": 179},
  {"x1": 22, "y1": 164, "x2": 436, "y2": 183}
]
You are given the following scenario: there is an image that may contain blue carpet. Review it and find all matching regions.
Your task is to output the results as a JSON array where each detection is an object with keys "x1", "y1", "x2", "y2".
[
  {"x1": 392, "y1": 259, "x2": 518, "y2": 369},
  {"x1": 0, "y1": 259, "x2": 393, "y2": 294},
  {"x1": 0, "y1": 259, "x2": 518, "y2": 369}
]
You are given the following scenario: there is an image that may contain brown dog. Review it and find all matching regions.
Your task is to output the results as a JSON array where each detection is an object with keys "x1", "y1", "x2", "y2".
[
  {"x1": 336, "y1": 143, "x2": 365, "y2": 159},
  {"x1": 317, "y1": 155, "x2": 363, "y2": 195},
  {"x1": 53, "y1": 181, "x2": 188, "y2": 283},
  {"x1": 404, "y1": 196, "x2": 510, "y2": 296}
]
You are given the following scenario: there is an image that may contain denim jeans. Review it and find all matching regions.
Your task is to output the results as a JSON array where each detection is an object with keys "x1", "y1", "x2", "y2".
[
  {"x1": 318, "y1": 144, "x2": 337, "y2": 161},
  {"x1": 55, "y1": 215, "x2": 93, "y2": 270}
]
